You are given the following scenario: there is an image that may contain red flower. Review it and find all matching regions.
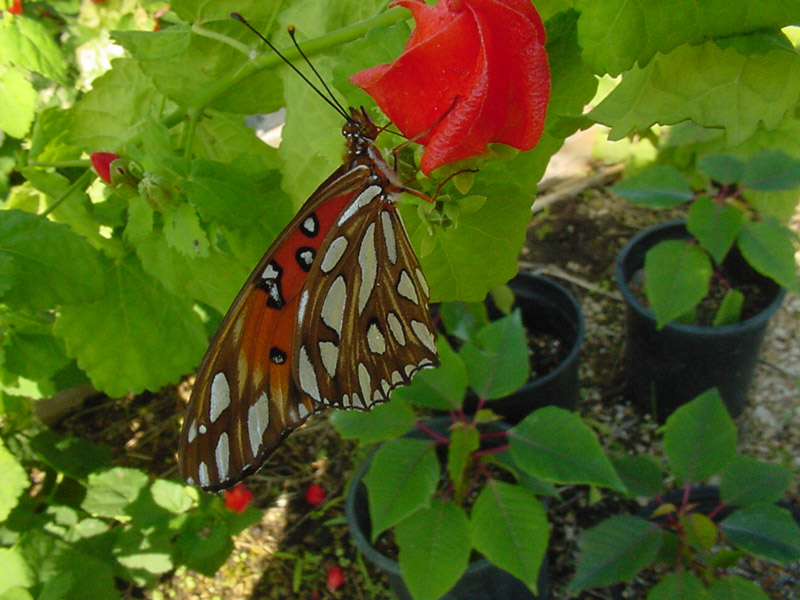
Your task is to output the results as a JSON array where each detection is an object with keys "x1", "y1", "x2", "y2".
[
  {"x1": 90, "y1": 152, "x2": 120, "y2": 184},
  {"x1": 223, "y1": 483, "x2": 254, "y2": 514},
  {"x1": 351, "y1": 0, "x2": 550, "y2": 175},
  {"x1": 304, "y1": 483, "x2": 326, "y2": 507},
  {"x1": 7, "y1": 0, "x2": 22, "y2": 14},
  {"x1": 326, "y1": 565, "x2": 345, "y2": 591}
]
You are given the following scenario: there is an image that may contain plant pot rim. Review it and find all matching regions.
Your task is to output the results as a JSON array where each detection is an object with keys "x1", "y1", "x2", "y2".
[{"x1": 614, "y1": 219, "x2": 786, "y2": 335}]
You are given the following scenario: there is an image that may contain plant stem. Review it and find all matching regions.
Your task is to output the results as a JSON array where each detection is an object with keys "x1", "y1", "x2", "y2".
[
  {"x1": 415, "y1": 421, "x2": 450, "y2": 445},
  {"x1": 41, "y1": 169, "x2": 94, "y2": 217}
]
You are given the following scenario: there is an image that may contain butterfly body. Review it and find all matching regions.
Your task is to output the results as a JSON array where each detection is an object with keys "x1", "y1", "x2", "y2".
[{"x1": 179, "y1": 108, "x2": 439, "y2": 490}]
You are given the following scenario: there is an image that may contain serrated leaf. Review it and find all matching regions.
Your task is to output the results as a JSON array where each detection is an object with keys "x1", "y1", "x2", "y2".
[
  {"x1": 590, "y1": 40, "x2": 800, "y2": 146},
  {"x1": 395, "y1": 499, "x2": 470, "y2": 600},
  {"x1": 699, "y1": 154, "x2": 746, "y2": 184},
  {"x1": 330, "y1": 399, "x2": 416, "y2": 445},
  {"x1": 647, "y1": 572, "x2": 707, "y2": 600},
  {"x1": 150, "y1": 479, "x2": 197, "y2": 514},
  {"x1": 686, "y1": 197, "x2": 744, "y2": 264},
  {"x1": 2, "y1": 329, "x2": 69, "y2": 383},
  {"x1": 163, "y1": 203, "x2": 210, "y2": 258},
  {"x1": 364, "y1": 439, "x2": 439, "y2": 541},
  {"x1": 708, "y1": 575, "x2": 771, "y2": 600},
  {"x1": 459, "y1": 310, "x2": 529, "y2": 400},
  {"x1": 737, "y1": 219, "x2": 799, "y2": 292},
  {"x1": 471, "y1": 480, "x2": 548, "y2": 592},
  {"x1": 0, "y1": 438, "x2": 28, "y2": 522},
  {"x1": 742, "y1": 149, "x2": 800, "y2": 191},
  {"x1": 53, "y1": 256, "x2": 207, "y2": 397},
  {"x1": 719, "y1": 455, "x2": 792, "y2": 506},
  {"x1": 0, "y1": 546, "x2": 33, "y2": 595},
  {"x1": 569, "y1": 515, "x2": 662, "y2": 592},
  {"x1": 712, "y1": 289, "x2": 744, "y2": 327},
  {"x1": 0, "y1": 69, "x2": 36, "y2": 139},
  {"x1": 663, "y1": 389, "x2": 737, "y2": 483},
  {"x1": 192, "y1": 112, "x2": 282, "y2": 166},
  {"x1": 509, "y1": 407, "x2": 626, "y2": 492},
  {"x1": 0, "y1": 16, "x2": 67, "y2": 84},
  {"x1": 29, "y1": 430, "x2": 111, "y2": 480},
  {"x1": 0, "y1": 209, "x2": 107, "y2": 311},
  {"x1": 644, "y1": 240, "x2": 712, "y2": 328},
  {"x1": 721, "y1": 504, "x2": 800, "y2": 563},
  {"x1": 174, "y1": 512, "x2": 233, "y2": 576},
  {"x1": 392, "y1": 336, "x2": 468, "y2": 410},
  {"x1": 81, "y1": 467, "x2": 149, "y2": 519},
  {"x1": 610, "y1": 454, "x2": 664, "y2": 498},
  {"x1": 611, "y1": 166, "x2": 693, "y2": 208},
  {"x1": 112, "y1": 26, "x2": 191, "y2": 60}
]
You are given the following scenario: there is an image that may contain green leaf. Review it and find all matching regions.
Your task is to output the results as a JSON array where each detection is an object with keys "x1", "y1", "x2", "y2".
[
  {"x1": 163, "y1": 203, "x2": 210, "y2": 258},
  {"x1": 575, "y1": 0, "x2": 800, "y2": 75},
  {"x1": 742, "y1": 149, "x2": 800, "y2": 191},
  {"x1": 395, "y1": 499, "x2": 471, "y2": 600},
  {"x1": 644, "y1": 240, "x2": 713, "y2": 328},
  {"x1": 459, "y1": 310, "x2": 529, "y2": 400},
  {"x1": 663, "y1": 389, "x2": 737, "y2": 483},
  {"x1": 712, "y1": 289, "x2": 744, "y2": 327},
  {"x1": 392, "y1": 336, "x2": 468, "y2": 411},
  {"x1": 0, "y1": 547, "x2": 32, "y2": 596},
  {"x1": 686, "y1": 197, "x2": 744, "y2": 264},
  {"x1": 330, "y1": 399, "x2": 416, "y2": 445},
  {"x1": 471, "y1": 480, "x2": 548, "y2": 592},
  {"x1": 68, "y1": 58, "x2": 163, "y2": 152},
  {"x1": 447, "y1": 425, "x2": 479, "y2": 504},
  {"x1": 721, "y1": 504, "x2": 800, "y2": 563},
  {"x1": 720, "y1": 455, "x2": 792, "y2": 506},
  {"x1": 0, "y1": 16, "x2": 67, "y2": 84},
  {"x1": 53, "y1": 256, "x2": 207, "y2": 397},
  {"x1": 699, "y1": 154, "x2": 745, "y2": 184},
  {"x1": 509, "y1": 407, "x2": 626, "y2": 492},
  {"x1": 174, "y1": 511, "x2": 233, "y2": 576},
  {"x1": 0, "y1": 69, "x2": 36, "y2": 139},
  {"x1": 611, "y1": 166, "x2": 693, "y2": 208},
  {"x1": 81, "y1": 467, "x2": 149, "y2": 519},
  {"x1": 150, "y1": 479, "x2": 198, "y2": 514},
  {"x1": 364, "y1": 439, "x2": 439, "y2": 541},
  {"x1": 112, "y1": 26, "x2": 192, "y2": 60},
  {"x1": 0, "y1": 209, "x2": 107, "y2": 311},
  {"x1": 2, "y1": 328, "x2": 69, "y2": 383},
  {"x1": 439, "y1": 301, "x2": 489, "y2": 342},
  {"x1": 0, "y1": 587, "x2": 33, "y2": 600},
  {"x1": 590, "y1": 40, "x2": 800, "y2": 146},
  {"x1": 682, "y1": 512, "x2": 717, "y2": 551},
  {"x1": 647, "y1": 572, "x2": 707, "y2": 600},
  {"x1": 737, "y1": 219, "x2": 799, "y2": 292},
  {"x1": 610, "y1": 454, "x2": 664, "y2": 498},
  {"x1": 0, "y1": 438, "x2": 28, "y2": 522},
  {"x1": 708, "y1": 575, "x2": 771, "y2": 600},
  {"x1": 29, "y1": 431, "x2": 111, "y2": 480},
  {"x1": 569, "y1": 515, "x2": 663, "y2": 592}
]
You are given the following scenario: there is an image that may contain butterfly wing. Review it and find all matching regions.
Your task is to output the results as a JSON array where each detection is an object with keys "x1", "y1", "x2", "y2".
[
  {"x1": 293, "y1": 183, "x2": 439, "y2": 409},
  {"x1": 178, "y1": 165, "x2": 372, "y2": 490}
]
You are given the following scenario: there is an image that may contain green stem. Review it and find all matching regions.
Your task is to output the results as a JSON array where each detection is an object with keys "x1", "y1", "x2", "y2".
[
  {"x1": 181, "y1": 108, "x2": 201, "y2": 158},
  {"x1": 41, "y1": 169, "x2": 94, "y2": 217},
  {"x1": 192, "y1": 23, "x2": 252, "y2": 54}
]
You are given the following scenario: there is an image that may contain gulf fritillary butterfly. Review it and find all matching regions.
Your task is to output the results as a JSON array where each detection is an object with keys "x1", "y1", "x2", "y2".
[{"x1": 178, "y1": 102, "x2": 440, "y2": 490}]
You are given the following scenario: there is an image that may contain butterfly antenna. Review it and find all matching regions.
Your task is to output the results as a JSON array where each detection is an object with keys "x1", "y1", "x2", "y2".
[
  {"x1": 231, "y1": 12, "x2": 349, "y2": 121},
  {"x1": 287, "y1": 25, "x2": 349, "y2": 118}
]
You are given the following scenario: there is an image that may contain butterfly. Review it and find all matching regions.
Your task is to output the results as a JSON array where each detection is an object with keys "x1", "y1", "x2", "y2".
[{"x1": 178, "y1": 105, "x2": 440, "y2": 490}]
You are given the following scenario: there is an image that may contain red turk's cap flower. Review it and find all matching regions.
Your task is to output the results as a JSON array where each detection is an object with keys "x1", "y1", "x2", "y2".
[
  {"x1": 304, "y1": 483, "x2": 326, "y2": 507},
  {"x1": 326, "y1": 565, "x2": 345, "y2": 591},
  {"x1": 350, "y1": 0, "x2": 550, "y2": 175},
  {"x1": 223, "y1": 483, "x2": 254, "y2": 514},
  {"x1": 7, "y1": 0, "x2": 22, "y2": 14},
  {"x1": 90, "y1": 152, "x2": 121, "y2": 183}
]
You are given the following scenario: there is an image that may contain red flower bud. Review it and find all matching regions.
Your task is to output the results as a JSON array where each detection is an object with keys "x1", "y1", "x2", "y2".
[
  {"x1": 326, "y1": 565, "x2": 345, "y2": 591},
  {"x1": 304, "y1": 483, "x2": 325, "y2": 507},
  {"x1": 351, "y1": 0, "x2": 550, "y2": 175},
  {"x1": 90, "y1": 152, "x2": 121, "y2": 184},
  {"x1": 7, "y1": 0, "x2": 22, "y2": 14},
  {"x1": 223, "y1": 483, "x2": 254, "y2": 514}
]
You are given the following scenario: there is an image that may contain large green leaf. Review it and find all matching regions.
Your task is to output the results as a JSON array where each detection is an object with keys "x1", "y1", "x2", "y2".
[
  {"x1": 330, "y1": 399, "x2": 416, "y2": 445},
  {"x1": 686, "y1": 197, "x2": 744, "y2": 264},
  {"x1": 509, "y1": 407, "x2": 626, "y2": 492},
  {"x1": 737, "y1": 219, "x2": 799, "y2": 292},
  {"x1": 392, "y1": 336, "x2": 468, "y2": 411},
  {"x1": 590, "y1": 39, "x2": 800, "y2": 146},
  {"x1": 0, "y1": 438, "x2": 28, "y2": 522},
  {"x1": 721, "y1": 504, "x2": 800, "y2": 563},
  {"x1": 395, "y1": 499, "x2": 471, "y2": 600},
  {"x1": 471, "y1": 480, "x2": 548, "y2": 592},
  {"x1": 53, "y1": 256, "x2": 207, "y2": 396},
  {"x1": 569, "y1": 515, "x2": 663, "y2": 592},
  {"x1": 647, "y1": 572, "x2": 707, "y2": 600},
  {"x1": 708, "y1": 575, "x2": 771, "y2": 600},
  {"x1": 0, "y1": 15, "x2": 68, "y2": 84},
  {"x1": 644, "y1": 240, "x2": 712, "y2": 329},
  {"x1": 81, "y1": 467, "x2": 149, "y2": 519},
  {"x1": 663, "y1": 389, "x2": 737, "y2": 483},
  {"x1": 742, "y1": 149, "x2": 800, "y2": 191},
  {"x1": 576, "y1": 0, "x2": 800, "y2": 76},
  {"x1": 363, "y1": 438, "x2": 439, "y2": 541},
  {"x1": 0, "y1": 69, "x2": 36, "y2": 140},
  {"x1": 0, "y1": 546, "x2": 32, "y2": 597},
  {"x1": 29, "y1": 430, "x2": 111, "y2": 480},
  {"x1": 720, "y1": 455, "x2": 792, "y2": 507},
  {"x1": 610, "y1": 454, "x2": 664, "y2": 498},
  {"x1": 611, "y1": 166, "x2": 693, "y2": 208}
]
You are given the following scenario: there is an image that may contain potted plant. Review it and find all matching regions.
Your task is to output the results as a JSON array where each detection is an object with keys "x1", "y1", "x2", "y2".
[
  {"x1": 569, "y1": 388, "x2": 800, "y2": 599},
  {"x1": 332, "y1": 302, "x2": 624, "y2": 600},
  {"x1": 612, "y1": 150, "x2": 800, "y2": 420}
]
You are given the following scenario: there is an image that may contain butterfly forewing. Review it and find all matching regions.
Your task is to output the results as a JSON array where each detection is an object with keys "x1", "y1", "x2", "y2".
[{"x1": 293, "y1": 185, "x2": 439, "y2": 409}]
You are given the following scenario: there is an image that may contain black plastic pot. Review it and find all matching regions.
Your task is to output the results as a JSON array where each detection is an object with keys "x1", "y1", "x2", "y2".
[
  {"x1": 615, "y1": 221, "x2": 786, "y2": 421},
  {"x1": 345, "y1": 418, "x2": 549, "y2": 600},
  {"x1": 461, "y1": 273, "x2": 584, "y2": 424}
]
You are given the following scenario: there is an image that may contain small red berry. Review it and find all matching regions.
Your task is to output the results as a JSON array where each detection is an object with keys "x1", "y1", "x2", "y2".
[
  {"x1": 326, "y1": 565, "x2": 344, "y2": 591},
  {"x1": 7, "y1": 0, "x2": 22, "y2": 14},
  {"x1": 90, "y1": 152, "x2": 120, "y2": 184},
  {"x1": 223, "y1": 483, "x2": 254, "y2": 514},
  {"x1": 305, "y1": 483, "x2": 325, "y2": 507}
]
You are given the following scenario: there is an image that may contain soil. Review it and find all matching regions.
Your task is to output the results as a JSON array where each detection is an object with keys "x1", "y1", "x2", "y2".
[{"x1": 50, "y1": 149, "x2": 800, "y2": 599}]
